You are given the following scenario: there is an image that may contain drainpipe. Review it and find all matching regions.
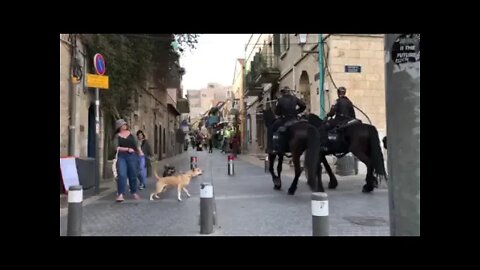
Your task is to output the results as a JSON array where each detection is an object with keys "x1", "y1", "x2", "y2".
[
  {"x1": 68, "y1": 34, "x2": 77, "y2": 156},
  {"x1": 293, "y1": 65, "x2": 296, "y2": 93},
  {"x1": 242, "y1": 64, "x2": 247, "y2": 152},
  {"x1": 319, "y1": 34, "x2": 325, "y2": 119},
  {"x1": 243, "y1": 45, "x2": 247, "y2": 152}
]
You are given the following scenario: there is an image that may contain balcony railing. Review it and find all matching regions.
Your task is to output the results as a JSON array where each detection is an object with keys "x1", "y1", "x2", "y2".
[{"x1": 245, "y1": 53, "x2": 280, "y2": 96}]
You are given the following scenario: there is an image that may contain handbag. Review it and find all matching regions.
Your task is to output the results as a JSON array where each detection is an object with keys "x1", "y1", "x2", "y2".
[{"x1": 112, "y1": 148, "x2": 119, "y2": 181}]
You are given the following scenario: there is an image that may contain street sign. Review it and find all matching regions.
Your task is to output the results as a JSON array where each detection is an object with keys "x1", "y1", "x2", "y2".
[
  {"x1": 345, "y1": 65, "x2": 362, "y2": 73},
  {"x1": 86, "y1": 73, "x2": 109, "y2": 89},
  {"x1": 94, "y1": 53, "x2": 106, "y2": 75}
]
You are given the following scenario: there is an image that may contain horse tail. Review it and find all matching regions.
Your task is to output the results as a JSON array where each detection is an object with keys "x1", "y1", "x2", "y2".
[
  {"x1": 305, "y1": 124, "x2": 321, "y2": 191},
  {"x1": 368, "y1": 126, "x2": 387, "y2": 180}
]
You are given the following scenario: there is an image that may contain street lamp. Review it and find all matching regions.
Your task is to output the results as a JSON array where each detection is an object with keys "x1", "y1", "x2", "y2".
[{"x1": 299, "y1": 34, "x2": 307, "y2": 45}]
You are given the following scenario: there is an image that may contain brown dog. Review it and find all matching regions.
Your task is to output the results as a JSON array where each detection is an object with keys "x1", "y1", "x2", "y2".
[{"x1": 150, "y1": 167, "x2": 203, "y2": 201}]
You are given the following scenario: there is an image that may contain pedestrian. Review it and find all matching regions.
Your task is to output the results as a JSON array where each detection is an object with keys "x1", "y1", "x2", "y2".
[
  {"x1": 190, "y1": 134, "x2": 196, "y2": 149},
  {"x1": 232, "y1": 132, "x2": 240, "y2": 157},
  {"x1": 112, "y1": 119, "x2": 141, "y2": 202},
  {"x1": 222, "y1": 126, "x2": 231, "y2": 153},
  {"x1": 136, "y1": 130, "x2": 152, "y2": 189},
  {"x1": 207, "y1": 131, "x2": 213, "y2": 153},
  {"x1": 184, "y1": 133, "x2": 190, "y2": 151}
]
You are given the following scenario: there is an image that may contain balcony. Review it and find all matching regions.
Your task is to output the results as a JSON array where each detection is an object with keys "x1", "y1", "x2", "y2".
[
  {"x1": 176, "y1": 98, "x2": 190, "y2": 114},
  {"x1": 245, "y1": 53, "x2": 280, "y2": 96},
  {"x1": 254, "y1": 53, "x2": 280, "y2": 85},
  {"x1": 167, "y1": 92, "x2": 180, "y2": 116}
]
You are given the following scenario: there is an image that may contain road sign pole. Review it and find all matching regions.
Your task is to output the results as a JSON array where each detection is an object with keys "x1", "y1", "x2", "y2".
[
  {"x1": 91, "y1": 53, "x2": 106, "y2": 196},
  {"x1": 94, "y1": 88, "x2": 100, "y2": 195}
]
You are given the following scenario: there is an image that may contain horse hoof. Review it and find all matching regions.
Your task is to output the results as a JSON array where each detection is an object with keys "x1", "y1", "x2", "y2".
[
  {"x1": 274, "y1": 185, "x2": 281, "y2": 190},
  {"x1": 288, "y1": 188, "x2": 296, "y2": 195},
  {"x1": 362, "y1": 185, "x2": 374, "y2": 193},
  {"x1": 328, "y1": 182, "x2": 338, "y2": 189}
]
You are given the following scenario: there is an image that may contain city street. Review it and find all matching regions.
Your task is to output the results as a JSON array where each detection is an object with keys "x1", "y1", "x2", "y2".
[
  {"x1": 60, "y1": 148, "x2": 389, "y2": 236},
  {"x1": 61, "y1": 34, "x2": 419, "y2": 236}
]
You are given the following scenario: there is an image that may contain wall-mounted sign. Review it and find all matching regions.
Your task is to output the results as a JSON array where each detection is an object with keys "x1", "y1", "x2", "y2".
[
  {"x1": 391, "y1": 33, "x2": 420, "y2": 65},
  {"x1": 345, "y1": 65, "x2": 362, "y2": 73}
]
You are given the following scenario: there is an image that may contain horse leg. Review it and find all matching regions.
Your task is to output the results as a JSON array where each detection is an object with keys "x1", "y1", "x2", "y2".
[
  {"x1": 351, "y1": 150, "x2": 375, "y2": 193},
  {"x1": 321, "y1": 155, "x2": 338, "y2": 189},
  {"x1": 288, "y1": 152, "x2": 302, "y2": 195},
  {"x1": 269, "y1": 154, "x2": 281, "y2": 190},
  {"x1": 277, "y1": 154, "x2": 284, "y2": 183},
  {"x1": 316, "y1": 157, "x2": 325, "y2": 192}
]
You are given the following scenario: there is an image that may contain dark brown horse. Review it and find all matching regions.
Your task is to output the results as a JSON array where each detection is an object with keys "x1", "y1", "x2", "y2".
[
  {"x1": 263, "y1": 109, "x2": 326, "y2": 194},
  {"x1": 305, "y1": 114, "x2": 387, "y2": 193}
]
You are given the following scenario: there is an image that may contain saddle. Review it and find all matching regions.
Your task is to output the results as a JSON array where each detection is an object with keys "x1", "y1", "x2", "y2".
[
  {"x1": 278, "y1": 118, "x2": 308, "y2": 133},
  {"x1": 273, "y1": 118, "x2": 308, "y2": 155},
  {"x1": 321, "y1": 119, "x2": 361, "y2": 156}
]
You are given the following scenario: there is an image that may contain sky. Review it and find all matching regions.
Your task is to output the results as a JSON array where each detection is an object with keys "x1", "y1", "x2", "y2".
[{"x1": 180, "y1": 34, "x2": 251, "y2": 95}]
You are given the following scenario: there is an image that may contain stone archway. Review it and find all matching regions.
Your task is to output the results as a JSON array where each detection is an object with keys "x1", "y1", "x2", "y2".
[{"x1": 299, "y1": 71, "x2": 311, "y2": 114}]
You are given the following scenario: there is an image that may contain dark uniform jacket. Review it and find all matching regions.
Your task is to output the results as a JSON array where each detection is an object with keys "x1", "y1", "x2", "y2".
[
  {"x1": 327, "y1": 96, "x2": 356, "y2": 119},
  {"x1": 275, "y1": 95, "x2": 307, "y2": 118}
]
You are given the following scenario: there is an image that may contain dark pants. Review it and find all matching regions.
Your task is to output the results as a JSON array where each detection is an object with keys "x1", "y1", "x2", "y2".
[
  {"x1": 222, "y1": 138, "x2": 229, "y2": 153},
  {"x1": 137, "y1": 155, "x2": 147, "y2": 186},
  {"x1": 146, "y1": 157, "x2": 152, "y2": 177}
]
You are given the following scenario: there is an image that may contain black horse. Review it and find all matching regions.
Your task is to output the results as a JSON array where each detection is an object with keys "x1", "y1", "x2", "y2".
[
  {"x1": 263, "y1": 109, "x2": 325, "y2": 194},
  {"x1": 305, "y1": 114, "x2": 387, "y2": 193}
]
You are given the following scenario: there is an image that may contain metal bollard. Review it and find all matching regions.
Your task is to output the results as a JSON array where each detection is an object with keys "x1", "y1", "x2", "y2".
[
  {"x1": 311, "y1": 192, "x2": 329, "y2": 236},
  {"x1": 200, "y1": 183, "x2": 214, "y2": 234},
  {"x1": 227, "y1": 155, "x2": 234, "y2": 176},
  {"x1": 67, "y1": 185, "x2": 83, "y2": 236},
  {"x1": 190, "y1": 156, "x2": 197, "y2": 170}
]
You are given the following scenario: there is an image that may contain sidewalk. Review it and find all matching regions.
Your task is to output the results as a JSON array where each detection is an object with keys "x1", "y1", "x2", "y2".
[{"x1": 59, "y1": 153, "x2": 194, "y2": 217}]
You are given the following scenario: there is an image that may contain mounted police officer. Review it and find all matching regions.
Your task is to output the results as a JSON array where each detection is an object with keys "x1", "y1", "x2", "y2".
[
  {"x1": 325, "y1": 87, "x2": 356, "y2": 131},
  {"x1": 270, "y1": 86, "x2": 306, "y2": 154}
]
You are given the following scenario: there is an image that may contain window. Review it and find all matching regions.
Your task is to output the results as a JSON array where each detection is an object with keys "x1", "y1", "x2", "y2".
[
  {"x1": 154, "y1": 124, "x2": 158, "y2": 155},
  {"x1": 163, "y1": 128, "x2": 166, "y2": 153},
  {"x1": 281, "y1": 34, "x2": 290, "y2": 54}
]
